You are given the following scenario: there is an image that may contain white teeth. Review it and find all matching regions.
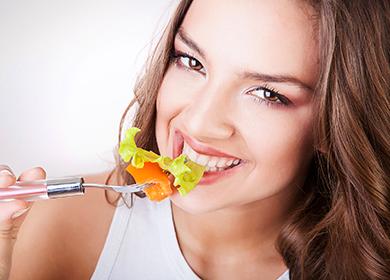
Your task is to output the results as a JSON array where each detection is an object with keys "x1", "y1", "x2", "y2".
[
  {"x1": 196, "y1": 154, "x2": 211, "y2": 166},
  {"x1": 208, "y1": 166, "x2": 217, "y2": 172},
  {"x1": 205, "y1": 165, "x2": 235, "y2": 172},
  {"x1": 182, "y1": 142, "x2": 188, "y2": 155},
  {"x1": 181, "y1": 140, "x2": 241, "y2": 169},
  {"x1": 183, "y1": 142, "x2": 197, "y2": 162},
  {"x1": 216, "y1": 159, "x2": 225, "y2": 168},
  {"x1": 207, "y1": 157, "x2": 218, "y2": 167}
]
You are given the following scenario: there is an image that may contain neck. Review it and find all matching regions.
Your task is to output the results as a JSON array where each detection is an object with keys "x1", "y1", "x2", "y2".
[{"x1": 171, "y1": 188, "x2": 297, "y2": 260}]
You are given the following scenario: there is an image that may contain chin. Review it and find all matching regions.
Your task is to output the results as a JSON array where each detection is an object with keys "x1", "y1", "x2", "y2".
[
  {"x1": 169, "y1": 189, "x2": 228, "y2": 215},
  {"x1": 168, "y1": 178, "x2": 297, "y2": 216},
  {"x1": 168, "y1": 185, "x2": 247, "y2": 215}
]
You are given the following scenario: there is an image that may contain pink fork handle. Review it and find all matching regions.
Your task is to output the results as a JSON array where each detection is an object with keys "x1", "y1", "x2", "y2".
[{"x1": 0, "y1": 186, "x2": 47, "y2": 200}]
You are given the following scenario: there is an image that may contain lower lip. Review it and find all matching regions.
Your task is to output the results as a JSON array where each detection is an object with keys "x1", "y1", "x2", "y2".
[{"x1": 198, "y1": 161, "x2": 245, "y2": 185}]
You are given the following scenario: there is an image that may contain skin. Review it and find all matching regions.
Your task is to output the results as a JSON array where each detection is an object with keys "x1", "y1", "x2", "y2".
[
  {"x1": 0, "y1": 0, "x2": 319, "y2": 279},
  {"x1": 156, "y1": 0, "x2": 318, "y2": 278}
]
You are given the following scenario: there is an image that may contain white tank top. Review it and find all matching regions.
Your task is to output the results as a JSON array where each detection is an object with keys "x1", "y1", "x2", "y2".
[{"x1": 91, "y1": 196, "x2": 290, "y2": 280}]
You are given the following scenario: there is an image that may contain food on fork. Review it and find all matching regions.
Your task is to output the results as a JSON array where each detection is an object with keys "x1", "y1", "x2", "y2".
[
  {"x1": 119, "y1": 127, "x2": 205, "y2": 201},
  {"x1": 125, "y1": 162, "x2": 172, "y2": 201}
]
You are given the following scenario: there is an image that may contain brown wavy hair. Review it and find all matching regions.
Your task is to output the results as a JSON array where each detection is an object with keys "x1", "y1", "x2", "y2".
[{"x1": 105, "y1": 0, "x2": 390, "y2": 278}]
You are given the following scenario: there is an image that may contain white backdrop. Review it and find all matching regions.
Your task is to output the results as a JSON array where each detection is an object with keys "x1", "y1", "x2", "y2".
[{"x1": 0, "y1": 0, "x2": 177, "y2": 177}]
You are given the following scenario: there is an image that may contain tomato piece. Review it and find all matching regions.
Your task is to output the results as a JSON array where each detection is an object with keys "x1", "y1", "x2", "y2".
[{"x1": 126, "y1": 162, "x2": 173, "y2": 201}]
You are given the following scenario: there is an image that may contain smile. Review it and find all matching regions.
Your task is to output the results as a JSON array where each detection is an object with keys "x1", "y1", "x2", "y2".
[
  {"x1": 173, "y1": 129, "x2": 245, "y2": 184},
  {"x1": 182, "y1": 141, "x2": 241, "y2": 172}
]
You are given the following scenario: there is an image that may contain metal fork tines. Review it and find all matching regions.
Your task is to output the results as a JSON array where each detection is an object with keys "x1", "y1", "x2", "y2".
[{"x1": 82, "y1": 182, "x2": 153, "y2": 193}]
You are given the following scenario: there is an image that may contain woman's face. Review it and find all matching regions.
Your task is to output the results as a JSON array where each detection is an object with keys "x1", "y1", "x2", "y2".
[{"x1": 156, "y1": 0, "x2": 318, "y2": 214}]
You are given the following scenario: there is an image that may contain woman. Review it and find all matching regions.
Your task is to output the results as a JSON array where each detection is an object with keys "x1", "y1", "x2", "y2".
[{"x1": 1, "y1": 0, "x2": 389, "y2": 279}]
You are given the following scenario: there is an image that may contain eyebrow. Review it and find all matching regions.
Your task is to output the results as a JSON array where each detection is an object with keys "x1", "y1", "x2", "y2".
[
  {"x1": 239, "y1": 72, "x2": 314, "y2": 92},
  {"x1": 176, "y1": 27, "x2": 313, "y2": 92},
  {"x1": 177, "y1": 27, "x2": 206, "y2": 58}
]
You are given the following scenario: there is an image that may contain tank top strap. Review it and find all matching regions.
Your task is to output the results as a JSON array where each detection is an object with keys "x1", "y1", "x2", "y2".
[{"x1": 91, "y1": 195, "x2": 135, "y2": 279}]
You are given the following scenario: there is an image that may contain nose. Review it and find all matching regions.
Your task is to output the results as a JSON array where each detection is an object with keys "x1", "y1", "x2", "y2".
[{"x1": 183, "y1": 82, "x2": 235, "y2": 142}]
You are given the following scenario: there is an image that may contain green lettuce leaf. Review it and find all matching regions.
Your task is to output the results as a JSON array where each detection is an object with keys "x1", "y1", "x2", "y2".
[
  {"x1": 175, "y1": 160, "x2": 205, "y2": 195},
  {"x1": 119, "y1": 127, "x2": 205, "y2": 196}
]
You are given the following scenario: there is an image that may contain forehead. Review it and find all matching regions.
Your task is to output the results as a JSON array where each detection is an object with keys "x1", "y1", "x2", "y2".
[{"x1": 179, "y1": 0, "x2": 319, "y2": 86}]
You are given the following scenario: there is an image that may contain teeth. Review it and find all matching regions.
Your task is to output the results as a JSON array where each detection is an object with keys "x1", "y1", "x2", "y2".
[
  {"x1": 182, "y1": 141, "x2": 241, "y2": 170},
  {"x1": 205, "y1": 165, "x2": 237, "y2": 172},
  {"x1": 183, "y1": 142, "x2": 197, "y2": 162},
  {"x1": 195, "y1": 154, "x2": 210, "y2": 166},
  {"x1": 207, "y1": 157, "x2": 218, "y2": 167},
  {"x1": 216, "y1": 159, "x2": 226, "y2": 168}
]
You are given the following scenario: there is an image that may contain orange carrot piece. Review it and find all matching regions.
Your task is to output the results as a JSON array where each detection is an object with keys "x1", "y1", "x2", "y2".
[{"x1": 126, "y1": 162, "x2": 173, "y2": 201}]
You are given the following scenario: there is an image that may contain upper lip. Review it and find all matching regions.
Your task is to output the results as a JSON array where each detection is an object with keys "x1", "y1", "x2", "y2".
[{"x1": 175, "y1": 129, "x2": 239, "y2": 159}]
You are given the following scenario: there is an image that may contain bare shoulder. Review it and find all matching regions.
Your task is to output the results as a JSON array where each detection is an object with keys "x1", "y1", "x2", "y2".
[{"x1": 10, "y1": 171, "x2": 120, "y2": 280}]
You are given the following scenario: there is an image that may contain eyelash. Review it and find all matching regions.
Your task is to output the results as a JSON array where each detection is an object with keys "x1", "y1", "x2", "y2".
[
  {"x1": 170, "y1": 49, "x2": 290, "y2": 108},
  {"x1": 171, "y1": 50, "x2": 205, "y2": 74},
  {"x1": 247, "y1": 85, "x2": 290, "y2": 107}
]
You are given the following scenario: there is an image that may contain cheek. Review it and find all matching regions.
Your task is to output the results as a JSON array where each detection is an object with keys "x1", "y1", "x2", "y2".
[
  {"x1": 155, "y1": 67, "x2": 191, "y2": 157},
  {"x1": 242, "y1": 104, "x2": 314, "y2": 192},
  {"x1": 157, "y1": 69, "x2": 184, "y2": 119}
]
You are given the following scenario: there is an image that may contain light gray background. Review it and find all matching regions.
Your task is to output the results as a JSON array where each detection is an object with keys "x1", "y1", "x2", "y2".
[{"x1": 0, "y1": 0, "x2": 177, "y2": 177}]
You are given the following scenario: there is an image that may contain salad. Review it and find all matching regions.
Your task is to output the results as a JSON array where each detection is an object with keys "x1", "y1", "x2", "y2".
[{"x1": 118, "y1": 127, "x2": 205, "y2": 201}]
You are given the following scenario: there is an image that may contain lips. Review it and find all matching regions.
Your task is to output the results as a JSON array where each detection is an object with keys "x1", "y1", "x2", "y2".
[
  {"x1": 172, "y1": 128, "x2": 245, "y2": 186},
  {"x1": 173, "y1": 130, "x2": 185, "y2": 159},
  {"x1": 199, "y1": 161, "x2": 244, "y2": 185},
  {"x1": 173, "y1": 129, "x2": 239, "y2": 160}
]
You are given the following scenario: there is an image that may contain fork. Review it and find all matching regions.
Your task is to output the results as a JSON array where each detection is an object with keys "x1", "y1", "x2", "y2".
[{"x1": 0, "y1": 177, "x2": 152, "y2": 202}]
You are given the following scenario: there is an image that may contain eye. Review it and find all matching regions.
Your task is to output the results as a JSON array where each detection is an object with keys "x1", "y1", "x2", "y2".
[
  {"x1": 247, "y1": 86, "x2": 290, "y2": 107},
  {"x1": 171, "y1": 51, "x2": 205, "y2": 74},
  {"x1": 180, "y1": 56, "x2": 203, "y2": 71}
]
